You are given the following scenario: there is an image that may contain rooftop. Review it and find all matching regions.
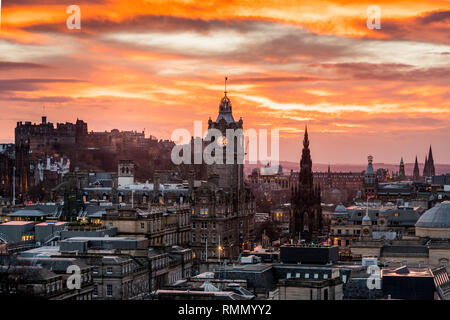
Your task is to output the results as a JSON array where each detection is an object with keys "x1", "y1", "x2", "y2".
[
  {"x1": 381, "y1": 266, "x2": 433, "y2": 278},
  {"x1": 1, "y1": 221, "x2": 34, "y2": 226},
  {"x1": 416, "y1": 201, "x2": 450, "y2": 228}
]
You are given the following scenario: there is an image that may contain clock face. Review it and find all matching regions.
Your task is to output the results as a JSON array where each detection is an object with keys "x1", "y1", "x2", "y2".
[{"x1": 218, "y1": 136, "x2": 227, "y2": 146}]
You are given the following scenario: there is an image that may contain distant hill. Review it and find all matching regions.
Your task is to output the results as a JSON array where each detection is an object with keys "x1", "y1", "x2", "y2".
[{"x1": 244, "y1": 161, "x2": 450, "y2": 176}]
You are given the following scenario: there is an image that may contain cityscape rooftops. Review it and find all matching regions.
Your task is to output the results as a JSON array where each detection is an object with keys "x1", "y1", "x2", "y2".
[{"x1": 20, "y1": 246, "x2": 61, "y2": 258}]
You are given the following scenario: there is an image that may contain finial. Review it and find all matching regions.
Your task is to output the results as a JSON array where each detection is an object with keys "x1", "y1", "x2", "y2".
[{"x1": 224, "y1": 76, "x2": 228, "y2": 95}]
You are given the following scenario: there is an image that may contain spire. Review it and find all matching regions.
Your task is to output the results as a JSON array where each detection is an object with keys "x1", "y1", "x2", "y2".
[
  {"x1": 216, "y1": 77, "x2": 235, "y2": 124},
  {"x1": 399, "y1": 157, "x2": 405, "y2": 177},
  {"x1": 413, "y1": 155, "x2": 420, "y2": 181},
  {"x1": 224, "y1": 76, "x2": 228, "y2": 96},
  {"x1": 428, "y1": 145, "x2": 435, "y2": 176},
  {"x1": 423, "y1": 146, "x2": 435, "y2": 177},
  {"x1": 423, "y1": 155, "x2": 428, "y2": 176},
  {"x1": 428, "y1": 145, "x2": 434, "y2": 162},
  {"x1": 303, "y1": 125, "x2": 309, "y2": 148},
  {"x1": 298, "y1": 126, "x2": 313, "y2": 187}
]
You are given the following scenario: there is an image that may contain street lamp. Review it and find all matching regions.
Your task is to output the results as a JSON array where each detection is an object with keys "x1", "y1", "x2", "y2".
[{"x1": 218, "y1": 245, "x2": 223, "y2": 263}]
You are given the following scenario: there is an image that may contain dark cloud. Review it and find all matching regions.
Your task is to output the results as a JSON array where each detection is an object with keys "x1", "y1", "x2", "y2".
[
  {"x1": 374, "y1": 10, "x2": 450, "y2": 45},
  {"x1": 0, "y1": 79, "x2": 85, "y2": 92},
  {"x1": 24, "y1": 15, "x2": 262, "y2": 34},
  {"x1": 233, "y1": 76, "x2": 324, "y2": 83},
  {"x1": 281, "y1": 115, "x2": 446, "y2": 128},
  {"x1": 0, "y1": 62, "x2": 48, "y2": 70},
  {"x1": 0, "y1": 95, "x2": 75, "y2": 103},
  {"x1": 4, "y1": 0, "x2": 108, "y2": 6},
  {"x1": 313, "y1": 63, "x2": 450, "y2": 82},
  {"x1": 419, "y1": 10, "x2": 450, "y2": 24}
]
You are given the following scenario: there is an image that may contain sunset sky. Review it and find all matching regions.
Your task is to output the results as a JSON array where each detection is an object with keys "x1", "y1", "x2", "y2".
[{"x1": 0, "y1": 0, "x2": 449, "y2": 165}]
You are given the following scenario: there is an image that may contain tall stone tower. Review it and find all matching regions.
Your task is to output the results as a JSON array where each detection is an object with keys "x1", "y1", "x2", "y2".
[
  {"x1": 399, "y1": 157, "x2": 405, "y2": 178},
  {"x1": 290, "y1": 126, "x2": 322, "y2": 242},
  {"x1": 191, "y1": 81, "x2": 256, "y2": 261},
  {"x1": 118, "y1": 160, "x2": 134, "y2": 187},
  {"x1": 363, "y1": 155, "x2": 377, "y2": 197},
  {"x1": 205, "y1": 87, "x2": 244, "y2": 191}
]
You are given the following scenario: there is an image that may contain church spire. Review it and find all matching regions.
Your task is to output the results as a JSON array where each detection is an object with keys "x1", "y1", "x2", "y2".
[
  {"x1": 428, "y1": 145, "x2": 434, "y2": 163},
  {"x1": 428, "y1": 145, "x2": 435, "y2": 176},
  {"x1": 413, "y1": 155, "x2": 420, "y2": 181},
  {"x1": 423, "y1": 155, "x2": 428, "y2": 176}
]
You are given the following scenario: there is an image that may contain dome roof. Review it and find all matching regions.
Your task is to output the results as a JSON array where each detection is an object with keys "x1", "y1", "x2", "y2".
[
  {"x1": 416, "y1": 201, "x2": 450, "y2": 228},
  {"x1": 365, "y1": 163, "x2": 374, "y2": 175},
  {"x1": 365, "y1": 155, "x2": 375, "y2": 175},
  {"x1": 334, "y1": 204, "x2": 347, "y2": 214}
]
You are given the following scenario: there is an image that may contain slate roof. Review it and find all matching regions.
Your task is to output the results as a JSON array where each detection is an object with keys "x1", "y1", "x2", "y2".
[{"x1": 9, "y1": 204, "x2": 62, "y2": 217}]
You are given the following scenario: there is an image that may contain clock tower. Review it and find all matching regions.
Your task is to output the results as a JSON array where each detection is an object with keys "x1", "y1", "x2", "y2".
[{"x1": 205, "y1": 84, "x2": 244, "y2": 191}]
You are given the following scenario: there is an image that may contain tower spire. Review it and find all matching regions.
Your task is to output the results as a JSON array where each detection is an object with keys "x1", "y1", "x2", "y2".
[
  {"x1": 399, "y1": 157, "x2": 405, "y2": 178},
  {"x1": 427, "y1": 145, "x2": 435, "y2": 176},
  {"x1": 299, "y1": 126, "x2": 312, "y2": 186},
  {"x1": 303, "y1": 125, "x2": 309, "y2": 148},
  {"x1": 423, "y1": 155, "x2": 428, "y2": 176},
  {"x1": 224, "y1": 76, "x2": 228, "y2": 96},
  {"x1": 413, "y1": 155, "x2": 420, "y2": 181}
]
